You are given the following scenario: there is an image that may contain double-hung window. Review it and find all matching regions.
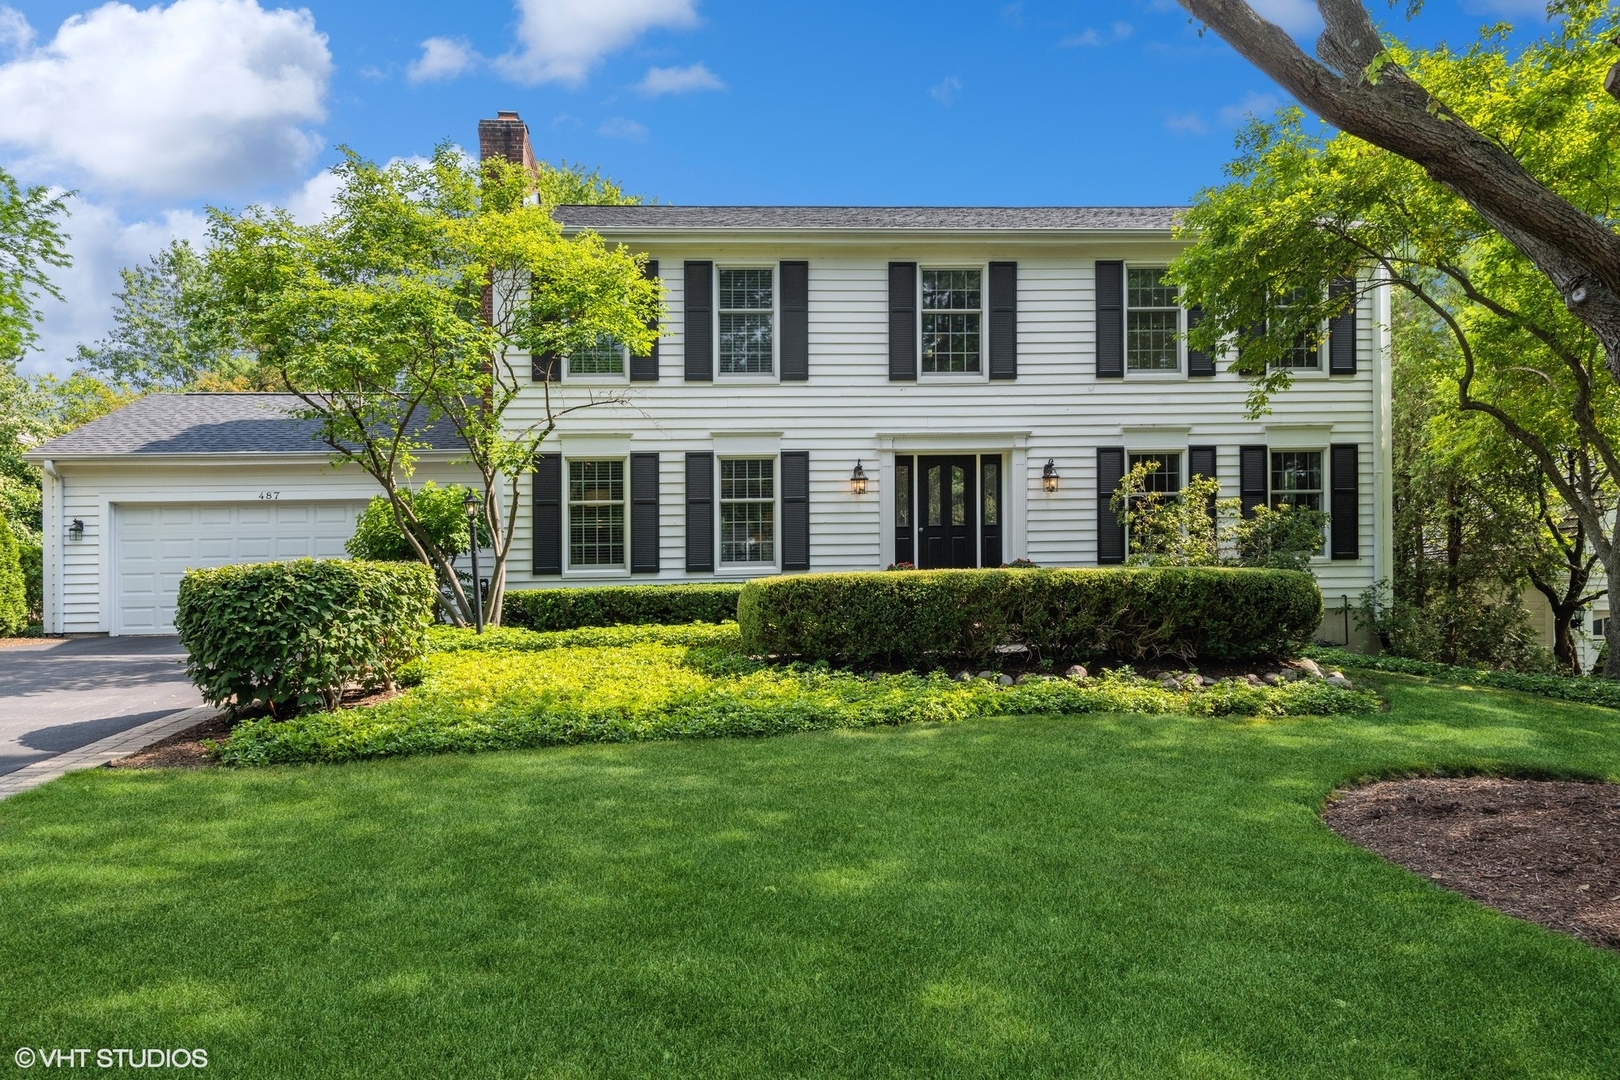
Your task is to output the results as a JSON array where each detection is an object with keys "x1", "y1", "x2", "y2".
[
  {"x1": 1129, "y1": 452, "x2": 1182, "y2": 496},
  {"x1": 720, "y1": 458, "x2": 776, "y2": 565},
  {"x1": 568, "y1": 459, "x2": 625, "y2": 568},
  {"x1": 719, "y1": 268, "x2": 774, "y2": 375},
  {"x1": 1126, "y1": 269, "x2": 1180, "y2": 372},
  {"x1": 569, "y1": 335, "x2": 625, "y2": 378},
  {"x1": 1270, "y1": 451, "x2": 1323, "y2": 511},
  {"x1": 1272, "y1": 289, "x2": 1322, "y2": 370},
  {"x1": 921, "y1": 268, "x2": 981, "y2": 374}
]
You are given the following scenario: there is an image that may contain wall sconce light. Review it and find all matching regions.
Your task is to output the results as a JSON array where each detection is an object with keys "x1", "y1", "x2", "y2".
[
  {"x1": 850, "y1": 460, "x2": 868, "y2": 495},
  {"x1": 1042, "y1": 459, "x2": 1060, "y2": 493},
  {"x1": 68, "y1": 518, "x2": 84, "y2": 541}
]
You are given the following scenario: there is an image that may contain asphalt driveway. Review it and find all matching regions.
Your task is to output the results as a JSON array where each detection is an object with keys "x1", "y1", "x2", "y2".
[{"x1": 0, "y1": 637, "x2": 201, "y2": 777}]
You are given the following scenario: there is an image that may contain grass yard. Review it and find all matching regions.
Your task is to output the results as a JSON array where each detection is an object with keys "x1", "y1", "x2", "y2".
[{"x1": 4, "y1": 674, "x2": 1620, "y2": 1077}]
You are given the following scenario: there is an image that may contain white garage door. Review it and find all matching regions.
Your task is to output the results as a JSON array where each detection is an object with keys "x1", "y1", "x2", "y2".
[{"x1": 114, "y1": 502, "x2": 365, "y2": 635}]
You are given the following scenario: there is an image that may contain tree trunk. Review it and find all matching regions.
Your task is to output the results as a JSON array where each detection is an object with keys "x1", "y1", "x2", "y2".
[{"x1": 1531, "y1": 577, "x2": 1579, "y2": 674}]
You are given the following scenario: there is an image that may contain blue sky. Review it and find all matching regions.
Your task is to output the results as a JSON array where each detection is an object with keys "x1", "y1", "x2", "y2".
[{"x1": 0, "y1": 0, "x2": 1555, "y2": 373}]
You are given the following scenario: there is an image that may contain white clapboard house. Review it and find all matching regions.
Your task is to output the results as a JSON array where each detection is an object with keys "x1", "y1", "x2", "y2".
[{"x1": 27, "y1": 110, "x2": 1391, "y2": 638}]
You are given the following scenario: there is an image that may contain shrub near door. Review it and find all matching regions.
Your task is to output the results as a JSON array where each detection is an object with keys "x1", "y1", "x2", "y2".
[
  {"x1": 738, "y1": 567, "x2": 1323, "y2": 667},
  {"x1": 175, "y1": 559, "x2": 436, "y2": 715}
]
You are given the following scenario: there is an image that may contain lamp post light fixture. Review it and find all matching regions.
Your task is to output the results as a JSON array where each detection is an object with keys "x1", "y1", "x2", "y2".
[
  {"x1": 850, "y1": 460, "x2": 868, "y2": 495},
  {"x1": 463, "y1": 490, "x2": 484, "y2": 635},
  {"x1": 1042, "y1": 459, "x2": 1060, "y2": 494}
]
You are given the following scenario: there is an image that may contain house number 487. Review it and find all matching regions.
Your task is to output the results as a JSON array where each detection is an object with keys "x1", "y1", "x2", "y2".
[{"x1": 258, "y1": 491, "x2": 281, "y2": 500}]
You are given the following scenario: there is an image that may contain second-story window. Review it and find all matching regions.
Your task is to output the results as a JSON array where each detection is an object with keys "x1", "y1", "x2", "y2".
[
  {"x1": 1272, "y1": 289, "x2": 1322, "y2": 370},
  {"x1": 1127, "y1": 268, "x2": 1180, "y2": 372},
  {"x1": 719, "y1": 268, "x2": 774, "y2": 375},
  {"x1": 922, "y1": 268, "x2": 981, "y2": 373},
  {"x1": 569, "y1": 335, "x2": 624, "y2": 377}
]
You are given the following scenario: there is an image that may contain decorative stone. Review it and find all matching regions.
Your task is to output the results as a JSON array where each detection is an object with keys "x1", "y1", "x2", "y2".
[
  {"x1": 977, "y1": 670, "x2": 997, "y2": 681},
  {"x1": 1200, "y1": 675, "x2": 1217, "y2": 687},
  {"x1": 955, "y1": 670, "x2": 974, "y2": 682},
  {"x1": 1326, "y1": 674, "x2": 1354, "y2": 689},
  {"x1": 1065, "y1": 665, "x2": 1088, "y2": 680},
  {"x1": 1295, "y1": 657, "x2": 1324, "y2": 679},
  {"x1": 1263, "y1": 672, "x2": 1282, "y2": 686},
  {"x1": 998, "y1": 674, "x2": 1015, "y2": 686},
  {"x1": 1244, "y1": 674, "x2": 1263, "y2": 686},
  {"x1": 1160, "y1": 678, "x2": 1180, "y2": 690}
]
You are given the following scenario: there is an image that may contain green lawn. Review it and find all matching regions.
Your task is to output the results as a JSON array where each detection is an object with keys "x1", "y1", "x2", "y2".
[{"x1": 3, "y1": 674, "x2": 1620, "y2": 1077}]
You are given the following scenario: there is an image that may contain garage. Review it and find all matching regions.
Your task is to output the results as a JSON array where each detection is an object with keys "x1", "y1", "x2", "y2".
[{"x1": 113, "y1": 501, "x2": 367, "y2": 634}]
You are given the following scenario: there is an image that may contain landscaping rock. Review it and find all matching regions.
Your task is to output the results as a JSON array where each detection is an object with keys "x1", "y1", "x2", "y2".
[
  {"x1": 977, "y1": 670, "x2": 997, "y2": 681},
  {"x1": 1065, "y1": 665, "x2": 1088, "y2": 680},
  {"x1": 954, "y1": 670, "x2": 974, "y2": 682},
  {"x1": 1245, "y1": 674, "x2": 1264, "y2": 686},
  {"x1": 1160, "y1": 678, "x2": 1179, "y2": 690},
  {"x1": 1263, "y1": 672, "x2": 1283, "y2": 686},
  {"x1": 1296, "y1": 657, "x2": 1325, "y2": 679},
  {"x1": 1326, "y1": 674, "x2": 1354, "y2": 689},
  {"x1": 1182, "y1": 675, "x2": 1205, "y2": 691},
  {"x1": 998, "y1": 674, "x2": 1015, "y2": 686},
  {"x1": 1200, "y1": 675, "x2": 1217, "y2": 687}
]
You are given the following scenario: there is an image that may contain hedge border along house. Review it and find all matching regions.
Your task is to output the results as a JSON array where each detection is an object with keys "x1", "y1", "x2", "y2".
[{"x1": 494, "y1": 112, "x2": 1392, "y2": 648}]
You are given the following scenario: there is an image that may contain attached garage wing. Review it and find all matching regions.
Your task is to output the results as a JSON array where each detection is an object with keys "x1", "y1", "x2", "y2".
[{"x1": 114, "y1": 502, "x2": 366, "y2": 635}]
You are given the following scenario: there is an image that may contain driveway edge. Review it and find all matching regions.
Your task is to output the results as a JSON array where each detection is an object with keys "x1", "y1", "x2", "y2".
[{"x1": 0, "y1": 705, "x2": 222, "y2": 801}]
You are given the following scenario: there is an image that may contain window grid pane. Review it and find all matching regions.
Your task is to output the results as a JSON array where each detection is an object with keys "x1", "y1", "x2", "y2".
[
  {"x1": 1271, "y1": 451, "x2": 1323, "y2": 511},
  {"x1": 720, "y1": 458, "x2": 775, "y2": 564},
  {"x1": 982, "y1": 461, "x2": 998, "y2": 526},
  {"x1": 921, "y1": 269, "x2": 982, "y2": 374},
  {"x1": 568, "y1": 459, "x2": 625, "y2": 566},
  {"x1": 1129, "y1": 453, "x2": 1182, "y2": 494},
  {"x1": 719, "y1": 268, "x2": 774, "y2": 375},
  {"x1": 569, "y1": 335, "x2": 624, "y2": 376},
  {"x1": 1126, "y1": 268, "x2": 1180, "y2": 372},
  {"x1": 896, "y1": 464, "x2": 911, "y2": 527}
]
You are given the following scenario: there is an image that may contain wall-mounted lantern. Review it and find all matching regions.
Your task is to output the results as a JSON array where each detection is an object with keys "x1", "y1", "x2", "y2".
[
  {"x1": 68, "y1": 518, "x2": 84, "y2": 541},
  {"x1": 1042, "y1": 459, "x2": 1060, "y2": 493},
  {"x1": 850, "y1": 460, "x2": 868, "y2": 495}
]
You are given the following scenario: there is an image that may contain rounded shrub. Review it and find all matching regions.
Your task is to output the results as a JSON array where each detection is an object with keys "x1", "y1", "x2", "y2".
[
  {"x1": 503, "y1": 583, "x2": 742, "y2": 631},
  {"x1": 738, "y1": 567, "x2": 1323, "y2": 666},
  {"x1": 175, "y1": 559, "x2": 436, "y2": 715}
]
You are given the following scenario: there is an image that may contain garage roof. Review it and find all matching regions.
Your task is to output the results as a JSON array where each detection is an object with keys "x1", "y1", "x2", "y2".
[
  {"x1": 28, "y1": 393, "x2": 466, "y2": 458},
  {"x1": 553, "y1": 205, "x2": 1184, "y2": 232}
]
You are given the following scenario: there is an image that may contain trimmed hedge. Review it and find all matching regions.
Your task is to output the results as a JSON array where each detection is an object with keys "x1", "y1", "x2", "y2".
[
  {"x1": 0, "y1": 512, "x2": 24, "y2": 636},
  {"x1": 738, "y1": 567, "x2": 1323, "y2": 666},
  {"x1": 503, "y1": 583, "x2": 742, "y2": 631},
  {"x1": 1309, "y1": 646, "x2": 1620, "y2": 711},
  {"x1": 176, "y1": 559, "x2": 436, "y2": 715}
]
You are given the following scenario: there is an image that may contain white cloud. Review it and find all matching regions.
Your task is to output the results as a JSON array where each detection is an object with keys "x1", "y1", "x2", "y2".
[
  {"x1": 0, "y1": 5, "x2": 32, "y2": 52},
  {"x1": 930, "y1": 76, "x2": 962, "y2": 106},
  {"x1": 1059, "y1": 22, "x2": 1132, "y2": 47},
  {"x1": 1247, "y1": 0, "x2": 1321, "y2": 35},
  {"x1": 495, "y1": 0, "x2": 698, "y2": 86},
  {"x1": 1165, "y1": 112, "x2": 1208, "y2": 135},
  {"x1": 1219, "y1": 90, "x2": 1281, "y2": 125},
  {"x1": 282, "y1": 167, "x2": 343, "y2": 225},
  {"x1": 408, "y1": 36, "x2": 480, "y2": 83},
  {"x1": 1459, "y1": 0, "x2": 1554, "y2": 14},
  {"x1": 0, "y1": 0, "x2": 331, "y2": 199},
  {"x1": 636, "y1": 61, "x2": 722, "y2": 96},
  {"x1": 596, "y1": 116, "x2": 648, "y2": 141}
]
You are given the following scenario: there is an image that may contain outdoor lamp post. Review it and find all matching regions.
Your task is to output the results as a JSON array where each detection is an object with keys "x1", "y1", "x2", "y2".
[{"x1": 463, "y1": 490, "x2": 484, "y2": 634}]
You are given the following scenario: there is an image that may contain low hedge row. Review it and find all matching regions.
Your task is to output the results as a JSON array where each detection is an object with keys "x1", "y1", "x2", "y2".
[
  {"x1": 176, "y1": 559, "x2": 436, "y2": 714},
  {"x1": 738, "y1": 567, "x2": 1323, "y2": 666},
  {"x1": 503, "y1": 583, "x2": 742, "y2": 631},
  {"x1": 1309, "y1": 647, "x2": 1620, "y2": 710}
]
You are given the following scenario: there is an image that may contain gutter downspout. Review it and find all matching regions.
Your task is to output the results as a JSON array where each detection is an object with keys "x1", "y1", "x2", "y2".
[{"x1": 40, "y1": 459, "x2": 59, "y2": 636}]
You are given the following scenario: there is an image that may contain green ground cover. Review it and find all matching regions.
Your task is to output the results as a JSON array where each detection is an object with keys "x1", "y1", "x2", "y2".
[
  {"x1": 3, "y1": 673, "x2": 1620, "y2": 1077},
  {"x1": 215, "y1": 623, "x2": 1376, "y2": 766}
]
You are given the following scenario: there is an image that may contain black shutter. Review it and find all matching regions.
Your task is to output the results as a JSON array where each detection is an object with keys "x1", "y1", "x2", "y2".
[
  {"x1": 1331, "y1": 444, "x2": 1360, "y2": 560},
  {"x1": 895, "y1": 454, "x2": 914, "y2": 566},
  {"x1": 684, "y1": 261, "x2": 713, "y2": 381},
  {"x1": 1328, "y1": 277, "x2": 1357, "y2": 375},
  {"x1": 1187, "y1": 305, "x2": 1215, "y2": 377},
  {"x1": 1189, "y1": 445, "x2": 1218, "y2": 524},
  {"x1": 1096, "y1": 260, "x2": 1124, "y2": 378},
  {"x1": 888, "y1": 262, "x2": 917, "y2": 381},
  {"x1": 532, "y1": 453, "x2": 562, "y2": 575},
  {"x1": 630, "y1": 452, "x2": 660, "y2": 573},
  {"x1": 780, "y1": 260, "x2": 809, "y2": 382},
  {"x1": 988, "y1": 261, "x2": 1017, "y2": 380},
  {"x1": 531, "y1": 351, "x2": 560, "y2": 382},
  {"x1": 631, "y1": 260, "x2": 660, "y2": 382},
  {"x1": 685, "y1": 452, "x2": 713, "y2": 572},
  {"x1": 781, "y1": 451, "x2": 810, "y2": 571},
  {"x1": 1097, "y1": 447, "x2": 1126, "y2": 565},
  {"x1": 1240, "y1": 445, "x2": 1269, "y2": 518}
]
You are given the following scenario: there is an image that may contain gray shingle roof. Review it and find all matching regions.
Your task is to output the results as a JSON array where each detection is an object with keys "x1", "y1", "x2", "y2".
[
  {"x1": 553, "y1": 205, "x2": 1185, "y2": 232},
  {"x1": 29, "y1": 393, "x2": 465, "y2": 458}
]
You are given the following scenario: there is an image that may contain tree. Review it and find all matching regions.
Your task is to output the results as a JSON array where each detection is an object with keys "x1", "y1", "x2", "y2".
[
  {"x1": 210, "y1": 147, "x2": 661, "y2": 627},
  {"x1": 0, "y1": 167, "x2": 70, "y2": 366},
  {"x1": 1169, "y1": 3, "x2": 1620, "y2": 674},
  {"x1": 0, "y1": 509, "x2": 26, "y2": 636},
  {"x1": 74, "y1": 239, "x2": 268, "y2": 391}
]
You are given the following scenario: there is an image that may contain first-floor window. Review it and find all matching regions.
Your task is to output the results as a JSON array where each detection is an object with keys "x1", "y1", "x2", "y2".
[
  {"x1": 1270, "y1": 451, "x2": 1322, "y2": 511},
  {"x1": 569, "y1": 459, "x2": 625, "y2": 567},
  {"x1": 720, "y1": 457, "x2": 775, "y2": 564},
  {"x1": 1128, "y1": 452, "x2": 1182, "y2": 495},
  {"x1": 569, "y1": 335, "x2": 624, "y2": 377}
]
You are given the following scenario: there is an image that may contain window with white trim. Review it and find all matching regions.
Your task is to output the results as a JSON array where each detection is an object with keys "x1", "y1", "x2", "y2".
[
  {"x1": 1126, "y1": 269, "x2": 1180, "y2": 372},
  {"x1": 568, "y1": 459, "x2": 625, "y2": 567},
  {"x1": 1272, "y1": 289, "x2": 1322, "y2": 370},
  {"x1": 719, "y1": 268, "x2": 774, "y2": 375},
  {"x1": 1270, "y1": 451, "x2": 1322, "y2": 511},
  {"x1": 921, "y1": 268, "x2": 981, "y2": 373},
  {"x1": 719, "y1": 457, "x2": 775, "y2": 564},
  {"x1": 1129, "y1": 452, "x2": 1182, "y2": 495},
  {"x1": 568, "y1": 335, "x2": 625, "y2": 377}
]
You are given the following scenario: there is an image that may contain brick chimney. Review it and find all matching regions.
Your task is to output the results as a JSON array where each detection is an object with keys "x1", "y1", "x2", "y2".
[{"x1": 478, "y1": 110, "x2": 536, "y2": 172}]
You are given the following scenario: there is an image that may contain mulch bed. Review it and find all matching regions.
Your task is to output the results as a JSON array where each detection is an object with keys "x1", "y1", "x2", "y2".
[{"x1": 1325, "y1": 777, "x2": 1620, "y2": 949}]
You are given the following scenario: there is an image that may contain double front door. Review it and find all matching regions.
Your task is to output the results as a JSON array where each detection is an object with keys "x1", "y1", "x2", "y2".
[{"x1": 896, "y1": 454, "x2": 1002, "y2": 569}]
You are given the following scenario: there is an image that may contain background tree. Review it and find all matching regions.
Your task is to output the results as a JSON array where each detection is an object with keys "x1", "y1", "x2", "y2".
[
  {"x1": 0, "y1": 167, "x2": 69, "y2": 366},
  {"x1": 1170, "y1": 3, "x2": 1620, "y2": 673},
  {"x1": 211, "y1": 147, "x2": 660, "y2": 627}
]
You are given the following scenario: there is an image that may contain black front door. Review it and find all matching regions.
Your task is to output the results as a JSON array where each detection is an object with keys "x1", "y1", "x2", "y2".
[{"x1": 917, "y1": 455, "x2": 977, "y2": 568}]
